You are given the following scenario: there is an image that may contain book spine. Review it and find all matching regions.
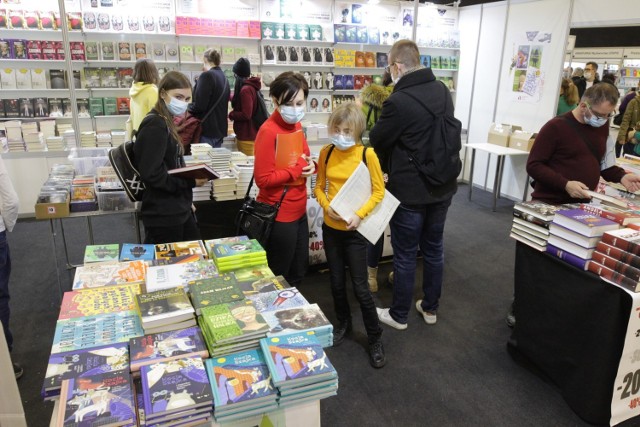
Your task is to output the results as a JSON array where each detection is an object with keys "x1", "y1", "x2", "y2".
[
  {"x1": 596, "y1": 242, "x2": 640, "y2": 270},
  {"x1": 546, "y1": 244, "x2": 588, "y2": 270},
  {"x1": 512, "y1": 209, "x2": 550, "y2": 229},
  {"x1": 588, "y1": 260, "x2": 639, "y2": 292},
  {"x1": 601, "y1": 233, "x2": 640, "y2": 256},
  {"x1": 591, "y1": 251, "x2": 640, "y2": 282},
  {"x1": 579, "y1": 203, "x2": 629, "y2": 225}
]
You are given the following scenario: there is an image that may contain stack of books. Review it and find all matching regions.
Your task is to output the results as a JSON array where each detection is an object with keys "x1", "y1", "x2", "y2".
[
  {"x1": 129, "y1": 326, "x2": 209, "y2": 373},
  {"x1": 510, "y1": 201, "x2": 558, "y2": 251},
  {"x1": 205, "y1": 348, "x2": 278, "y2": 422},
  {"x1": 188, "y1": 274, "x2": 246, "y2": 315},
  {"x1": 136, "y1": 287, "x2": 196, "y2": 334},
  {"x1": 111, "y1": 129, "x2": 126, "y2": 146},
  {"x1": 589, "y1": 227, "x2": 640, "y2": 292},
  {"x1": 212, "y1": 171, "x2": 237, "y2": 201},
  {"x1": 96, "y1": 131, "x2": 112, "y2": 147},
  {"x1": 80, "y1": 131, "x2": 97, "y2": 148},
  {"x1": 45, "y1": 136, "x2": 65, "y2": 151},
  {"x1": 192, "y1": 182, "x2": 212, "y2": 202},
  {"x1": 261, "y1": 303, "x2": 334, "y2": 347},
  {"x1": 209, "y1": 147, "x2": 232, "y2": 172},
  {"x1": 199, "y1": 300, "x2": 270, "y2": 357},
  {"x1": 145, "y1": 259, "x2": 219, "y2": 293},
  {"x1": 547, "y1": 208, "x2": 619, "y2": 270},
  {"x1": 83, "y1": 243, "x2": 119, "y2": 264},
  {"x1": 62, "y1": 129, "x2": 76, "y2": 148},
  {"x1": 138, "y1": 357, "x2": 213, "y2": 426},
  {"x1": 232, "y1": 161, "x2": 255, "y2": 199},
  {"x1": 23, "y1": 130, "x2": 44, "y2": 152},
  {"x1": 210, "y1": 239, "x2": 268, "y2": 272},
  {"x1": 259, "y1": 331, "x2": 338, "y2": 408},
  {"x1": 40, "y1": 120, "x2": 56, "y2": 138}
]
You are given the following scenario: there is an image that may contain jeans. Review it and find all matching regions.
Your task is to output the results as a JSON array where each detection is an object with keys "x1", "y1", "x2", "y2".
[
  {"x1": 143, "y1": 214, "x2": 201, "y2": 244},
  {"x1": 266, "y1": 215, "x2": 309, "y2": 288},
  {"x1": 323, "y1": 224, "x2": 382, "y2": 341},
  {"x1": 0, "y1": 231, "x2": 12, "y2": 352},
  {"x1": 200, "y1": 135, "x2": 224, "y2": 148},
  {"x1": 389, "y1": 199, "x2": 452, "y2": 323},
  {"x1": 367, "y1": 235, "x2": 384, "y2": 269}
]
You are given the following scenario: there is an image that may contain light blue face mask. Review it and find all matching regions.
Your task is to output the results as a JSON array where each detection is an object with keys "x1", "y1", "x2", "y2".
[
  {"x1": 331, "y1": 134, "x2": 356, "y2": 150},
  {"x1": 166, "y1": 96, "x2": 188, "y2": 116},
  {"x1": 279, "y1": 105, "x2": 305, "y2": 124},
  {"x1": 584, "y1": 104, "x2": 609, "y2": 128}
]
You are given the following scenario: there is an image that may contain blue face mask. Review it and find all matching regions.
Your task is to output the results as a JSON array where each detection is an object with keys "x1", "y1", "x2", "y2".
[
  {"x1": 279, "y1": 105, "x2": 305, "y2": 124},
  {"x1": 166, "y1": 96, "x2": 188, "y2": 116},
  {"x1": 331, "y1": 134, "x2": 356, "y2": 150},
  {"x1": 584, "y1": 113, "x2": 608, "y2": 128}
]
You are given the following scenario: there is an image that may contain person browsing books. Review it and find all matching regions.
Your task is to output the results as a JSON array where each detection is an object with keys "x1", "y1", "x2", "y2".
[
  {"x1": 228, "y1": 58, "x2": 262, "y2": 156},
  {"x1": 129, "y1": 59, "x2": 159, "y2": 134},
  {"x1": 254, "y1": 72, "x2": 315, "y2": 288},
  {"x1": 133, "y1": 71, "x2": 208, "y2": 244},
  {"x1": 313, "y1": 103, "x2": 386, "y2": 368},
  {"x1": 188, "y1": 48, "x2": 230, "y2": 148}
]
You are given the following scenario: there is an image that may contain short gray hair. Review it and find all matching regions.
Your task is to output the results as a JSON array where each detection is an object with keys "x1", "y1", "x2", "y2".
[{"x1": 581, "y1": 82, "x2": 619, "y2": 106}]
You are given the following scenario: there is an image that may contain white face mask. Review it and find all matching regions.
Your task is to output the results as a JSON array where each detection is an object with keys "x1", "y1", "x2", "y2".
[
  {"x1": 166, "y1": 96, "x2": 188, "y2": 116},
  {"x1": 331, "y1": 134, "x2": 356, "y2": 150},
  {"x1": 584, "y1": 71, "x2": 593, "y2": 80},
  {"x1": 279, "y1": 105, "x2": 305, "y2": 124}
]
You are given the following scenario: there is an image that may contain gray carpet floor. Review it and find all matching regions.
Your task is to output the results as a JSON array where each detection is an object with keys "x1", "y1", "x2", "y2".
[{"x1": 7, "y1": 185, "x2": 636, "y2": 426}]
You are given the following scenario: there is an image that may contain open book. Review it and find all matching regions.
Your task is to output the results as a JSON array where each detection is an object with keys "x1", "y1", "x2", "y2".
[{"x1": 168, "y1": 163, "x2": 219, "y2": 180}]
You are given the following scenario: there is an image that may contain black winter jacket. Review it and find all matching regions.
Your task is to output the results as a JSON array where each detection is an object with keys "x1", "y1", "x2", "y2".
[
  {"x1": 189, "y1": 67, "x2": 230, "y2": 140},
  {"x1": 370, "y1": 67, "x2": 457, "y2": 204},
  {"x1": 134, "y1": 110, "x2": 195, "y2": 227}
]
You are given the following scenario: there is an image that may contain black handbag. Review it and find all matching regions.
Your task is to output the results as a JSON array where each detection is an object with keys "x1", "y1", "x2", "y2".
[{"x1": 235, "y1": 175, "x2": 288, "y2": 247}]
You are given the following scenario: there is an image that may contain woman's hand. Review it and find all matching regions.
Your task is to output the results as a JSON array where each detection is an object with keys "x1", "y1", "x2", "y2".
[
  {"x1": 327, "y1": 207, "x2": 343, "y2": 222},
  {"x1": 195, "y1": 178, "x2": 209, "y2": 187},
  {"x1": 301, "y1": 155, "x2": 315, "y2": 177},
  {"x1": 345, "y1": 215, "x2": 361, "y2": 230}
]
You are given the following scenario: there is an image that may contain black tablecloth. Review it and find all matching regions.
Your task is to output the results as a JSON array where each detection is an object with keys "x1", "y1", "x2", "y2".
[
  {"x1": 194, "y1": 199, "x2": 244, "y2": 241},
  {"x1": 509, "y1": 242, "x2": 632, "y2": 425}
]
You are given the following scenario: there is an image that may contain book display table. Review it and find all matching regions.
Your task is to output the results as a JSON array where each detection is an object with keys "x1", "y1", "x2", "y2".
[
  {"x1": 464, "y1": 143, "x2": 529, "y2": 211},
  {"x1": 509, "y1": 242, "x2": 633, "y2": 425}
]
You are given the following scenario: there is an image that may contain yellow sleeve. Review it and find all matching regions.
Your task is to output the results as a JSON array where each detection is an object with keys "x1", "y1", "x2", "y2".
[
  {"x1": 313, "y1": 145, "x2": 331, "y2": 211},
  {"x1": 355, "y1": 147, "x2": 385, "y2": 219}
]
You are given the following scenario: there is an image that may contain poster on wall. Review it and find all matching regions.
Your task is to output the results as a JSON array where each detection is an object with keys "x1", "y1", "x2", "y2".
[
  {"x1": 177, "y1": 0, "x2": 259, "y2": 20},
  {"x1": 507, "y1": 31, "x2": 551, "y2": 103},
  {"x1": 80, "y1": 0, "x2": 174, "y2": 33}
]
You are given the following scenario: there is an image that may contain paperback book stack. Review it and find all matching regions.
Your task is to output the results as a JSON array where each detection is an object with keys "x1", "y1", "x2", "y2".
[
  {"x1": 136, "y1": 287, "x2": 196, "y2": 334},
  {"x1": 96, "y1": 131, "x2": 112, "y2": 148},
  {"x1": 111, "y1": 130, "x2": 126, "y2": 146},
  {"x1": 212, "y1": 171, "x2": 237, "y2": 201},
  {"x1": 40, "y1": 120, "x2": 56, "y2": 139},
  {"x1": 145, "y1": 259, "x2": 219, "y2": 293},
  {"x1": 209, "y1": 147, "x2": 232, "y2": 172},
  {"x1": 510, "y1": 201, "x2": 559, "y2": 251},
  {"x1": 259, "y1": 331, "x2": 338, "y2": 408},
  {"x1": 129, "y1": 326, "x2": 209, "y2": 373},
  {"x1": 199, "y1": 300, "x2": 270, "y2": 357},
  {"x1": 62, "y1": 129, "x2": 76, "y2": 149},
  {"x1": 189, "y1": 143, "x2": 214, "y2": 160},
  {"x1": 188, "y1": 273, "x2": 246, "y2": 315},
  {"x1": 232, "y1": 161, "x2": 256, "y2": 199},
  {"x1": 205, "y1": 348, "x2": 278, "y2": 422},
  {"x1": 45, "y1": 136, "x2": 65, "y2": 151},
  {"x1": 589, "y1": 227, "x2": 640, "y2": 292},
  {"x1": 547, "y1": 208, "x2": 619, "y2": 270},
  {"x1": 138, "y1": 357, "x2": 213, "y2": 426},
  {"x1": 210, "y1": 239, "x2": 268, "y2": 272},
  {"x1": 261, "y1": 303, "x2": 333, "y2": 347}
]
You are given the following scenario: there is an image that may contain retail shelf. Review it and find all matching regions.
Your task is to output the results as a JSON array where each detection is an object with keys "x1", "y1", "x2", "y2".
[
  {"x1": 417, "y1": 45, "x2": 460, "y2": 51},
  {"x1": 0, "y1": 116, "x2": 71, "y2": 121},
  {"x1": 0, "y1": 89, "x2": 69, "y2": 93},
  {"x1": 0, "y1": 29, "x2": 65, "y2": 40},
  {"x1": 261, "y1": 63, "x2": 335, "y2": 68},
  {"x1": 260, "y1": 39, "x2": 332, "y2": 45}
]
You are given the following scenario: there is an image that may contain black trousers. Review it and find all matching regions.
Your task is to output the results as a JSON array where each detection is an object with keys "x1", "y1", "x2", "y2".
[
  {"x1": 266, "y1": 215, "x2": 309, "y2": 288},
  {"x1": 143, "y1": 214, "x2": 201, "y2": 245},
  {"x1": 322, "y1": 224, "x2": 382, "y2": 342}
]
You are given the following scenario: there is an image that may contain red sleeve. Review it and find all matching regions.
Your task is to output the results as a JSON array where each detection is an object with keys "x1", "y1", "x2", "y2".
[
  {"x1": 526, "y1": 119, "x2": 569, "y2": 192},
  {"x1": 253, "y1": 123, "x2": 306, "y2": 189},
  {"x1": 228, "y1": 86, "x2": 256, "y2": 122}
]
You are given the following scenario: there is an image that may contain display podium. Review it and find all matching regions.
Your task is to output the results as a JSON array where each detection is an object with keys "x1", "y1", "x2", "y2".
[{"x1": 508, "y1": 242, "x2": 632, "y2": 425}]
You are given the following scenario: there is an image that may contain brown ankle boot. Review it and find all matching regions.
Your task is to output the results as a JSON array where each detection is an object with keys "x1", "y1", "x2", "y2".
[{"x1": 368, "y1": 267, "x2": 378, "y2": 292}]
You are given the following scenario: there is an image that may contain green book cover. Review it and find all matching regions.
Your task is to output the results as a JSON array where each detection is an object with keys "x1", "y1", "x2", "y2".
[
  {"x1": 200, "y1": 300, "x2": 268, "y2": 344},
  {"x1": 188, "y1": 274, "x2": 245, "y2": 313},
  {"x1": 103, "y1": 97, "x2": 117, "y2": 116},
  {"x1": 100, "y1": 67, "x2": 118, "y2": 88},
  {"x1": 204, "y1": 236, "x2": 249, "y2": 259},
  {"x1": 212, "y1": 239, "x2": 265, "y2": 261},
  {"x1": 179, "y1": 44, "x2": 194, "y2": 62},
  {"x1": 284, "y1": 23, "x2": 296, "y2": 40},
  {"x1": 223, "y1": 68, "x2": 235, "y2": 88},
  {"x1": 84, "y1": 67, "x2": 101, "y2": 88},
  {"x1": 234, "y1": 47, "x2": 247, "y2": 61},
  {"x1": 309, "y1": 24, "x2": 322, "y2": 41},
  {"x1": 450, "y1": 56, "x2": 458, "y2": 70},
  {"x1": 83, "y1": 244, "x2": 120, "y2": 263},
  {"x1": 85, "y1": 41, "x2": 99, "y2": 61},
  {"x1": 295, "y1": 24, "x2": 310, "y2": 40},
  {"x1": 101, "y1": 41, "x2": 115, "y2": 60},
  {"x1": 194, "y1": 45, "x2": 207, "y2": 60},
  {"x1": 431, "y1": 56, "x2": 441, "y2": 69},
  {"x1": 89, "y1": 97, "x2": 104, "y2": 117},
  {"x1": 441, "y1": 56, "x2": 450, "y2": 70},
  {"x1": 221, "y1": 46, "x2": 235, "y2": 63}
]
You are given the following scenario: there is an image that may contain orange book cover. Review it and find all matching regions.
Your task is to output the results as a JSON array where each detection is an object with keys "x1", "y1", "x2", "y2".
[{"x1": 276, "y1": 130, "x2": 305, "y2": 186}]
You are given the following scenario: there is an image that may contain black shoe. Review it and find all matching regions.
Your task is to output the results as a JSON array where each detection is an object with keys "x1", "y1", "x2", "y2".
[
  {"x1": 13, "y1": 363, "x2": 23, "y2": 380},
  {"x1": 506, "y1": 301, "x2": 516, "y2": 328},
  {"x1": 368, "y1": 339, "x2": 386, "y2": 368},
  {"x1": 332, "y1": 322, "x2": 352, "y2": 347}
]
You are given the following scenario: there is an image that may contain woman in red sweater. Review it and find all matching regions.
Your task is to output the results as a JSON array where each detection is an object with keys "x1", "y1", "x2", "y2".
[
  {"x1": 254, "y1": 72, "x2": 315, "y2": 287},
  {"x1": 228, "y1": 58, "x2": 262, "y2": 156}
]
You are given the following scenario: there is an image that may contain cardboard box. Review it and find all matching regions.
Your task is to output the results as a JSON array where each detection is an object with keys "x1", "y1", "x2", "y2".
[
  {"x1": 487, "y1": 123, "x2": 510, "y2": 147},
  {"x1": 509, "y1": 131, "x2": 537, "y2": 152},
  {"x1": 35, "y1": 194, "x2": 70, "y2": 219}
]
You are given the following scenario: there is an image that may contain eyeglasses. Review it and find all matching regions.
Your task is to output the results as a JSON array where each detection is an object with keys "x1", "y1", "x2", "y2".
[
  {"x1": 384, "y1": 62, "x2": 400, "y2": 74},
  {"x1": 585, "y1": 102, "x2": 614, "y2": 120}
]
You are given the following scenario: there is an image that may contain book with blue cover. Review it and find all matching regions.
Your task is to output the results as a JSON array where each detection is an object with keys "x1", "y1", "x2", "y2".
[
  {"x1": 140, "y1": 356, "x2": 213, "y2": 420},
  {"x1": 546, "y1": 243, "x2": 589, "y2": 270},
  {"x1": 51, "y1": 310, "x2": 143, "y2": 354},
  {"x1": 43, "y1": 342, "x2": 129, "y2": 398},
  {"x1": 205, "y1": 348, "x2": 277, "y2": 412},
  {"x1": 120, "y1": 243, "x2": 155, "y2": 261},
  {"x1": 129, "y1": 326, "x2": 208, "y2": 372},
  {"x1": 553, "y1": 209, "x2": 619, "y2": 237},
  {"x1": 246, "y1": 287, "x2": 308, "y2": 313},
  {"x1": 259, "y1": 331, "x2": 337, "y2": 388}
]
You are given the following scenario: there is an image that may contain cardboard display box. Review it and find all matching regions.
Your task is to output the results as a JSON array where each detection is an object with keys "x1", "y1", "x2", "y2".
[
  {"x1": 509, "y1": 131, "x2": 537, "y2": 152},
  {"x1": 488, "y1": 123, "x2": 522, "y2": 147},
  {"x1": 35, "y1": 194, "x2": 70, "y2": 219}
]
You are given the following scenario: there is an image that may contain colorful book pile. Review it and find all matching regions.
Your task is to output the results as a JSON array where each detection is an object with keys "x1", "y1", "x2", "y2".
[
  {"x1": 589, "y1": 227, "x2": 640, "y2": 292},
  {"x1": 138, "y1": 357, "x2": 213, "y2": 426},
  {"x1": 210, "y1": 239, "x2": 268, "y2": 272},
  {"x1": 189, "y1": 274, "x2": 245, "y2": 315},
  {"x1": 136, "y1": 287, "x2": 196, "y2": 334},
  {"x1": 510, "y1": 201, "x2": 559, "y2": 251},
  {"x1": 199, "y1": 300, "x2": 270, "y2": 357},
  {"x1": 120, "y1": 243, "x2": 155, "y2": 262},
  {"x1": 129, "y1": 326, "x2": 209, "y2": 373},
  {"x1": 205, "y1": 348, "x2": 278, "y2": 422},
  {"x1": 547, "y1": 208, "x2": 619, "y2": 270},
  {"x1": 259, "y1": 331, "x2": 338, "y2": 408}
]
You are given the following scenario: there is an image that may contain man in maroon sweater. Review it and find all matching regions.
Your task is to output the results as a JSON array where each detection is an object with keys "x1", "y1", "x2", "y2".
[{"x1": 527, "y1": 83, "x2": 640, "y2": 205}]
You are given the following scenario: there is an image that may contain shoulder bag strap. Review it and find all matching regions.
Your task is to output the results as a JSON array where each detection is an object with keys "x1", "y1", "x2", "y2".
[
  {"x1": 201, "y1": 77, "x2": 229, "y2": 123},
  {"x1": 244, "y1": 175, "x2": 288, "y2": 207},
  {"x1": 563, "y1": 115, "x2": 601, "y2": 162}
]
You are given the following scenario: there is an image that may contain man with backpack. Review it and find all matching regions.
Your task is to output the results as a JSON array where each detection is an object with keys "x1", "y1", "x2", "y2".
[{"x1": 370, "y1": 39, "x2": 461, "y2": 330}]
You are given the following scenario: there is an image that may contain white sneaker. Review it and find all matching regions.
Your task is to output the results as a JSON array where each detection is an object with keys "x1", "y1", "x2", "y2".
[
  {"x1": 376, "y1": 307, "x2": 408, "y2": 330},
  {"x1": 416, "y1": 300, "x2": 437, "y2": 325}
]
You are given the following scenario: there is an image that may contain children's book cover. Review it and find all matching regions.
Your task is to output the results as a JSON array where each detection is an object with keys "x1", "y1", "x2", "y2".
[
  {"x1": 120, "y1": 243, "x2": 155, "y2": 261},
  {"x1": 136, "y1": 287, "x2": 194, "y2": 326},
  {"x1": 140, "y1": 357, "x2": 213, "y2": 419},
  {"x1": 200, "y1": 300, "x2": 269, "y2": 344},
  {"x1": 155, "y1": 240, "x2": 207, "y2": 260},
  {"x1": 145, "y1": 260, "x2": 218, "y2": 293},
  {"x1": 59, "y1": 283, "x2": 141, "y2": 320},
  {"x1": 72, "y1": 260, "x2": 146, "y2": 290},
  {"x1": 129, "y1": 326, "x2": 208, "y2": 371},
  {"x1": 84, "y1": 244, "x2": 120, "y2": 264},
  {"x1": 203, "y1": 236, "x2": 249, "y2": 259},
  {"x1": 246, "y1": 287, "x2": 308, "y2": 313},
  {"x1": 211, "y1": 240, "x2": 265, "y2": 262},
  {"x1": 151, "y1": 254, "x2": 203, "y2": 266},
  {"x1": 52, "y1": 310, "x2": 143, "y2": 354},
  {"x1": 205, "y1": 348, "x2": 276, "y2": 410},
  {"x1": 57, "y1": 368, "x2": 135, "y2": 427},
  {"x1": 261, "y1": 303, "x2": 331, "y2": 336},
  {"x1": 188, "y1": 274, "x2": 245, "y2": 314}
]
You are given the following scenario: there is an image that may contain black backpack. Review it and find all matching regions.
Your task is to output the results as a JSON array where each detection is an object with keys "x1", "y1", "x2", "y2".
[
  {"x1": 252, "y1": 90, "x2": 270, "y2": 130},
  {"x1": 403, "y1": 82, "x2": 462, "y2": 187},
  {"x1": 108, "y1": 138, "x2": 144, "y2": 202}
]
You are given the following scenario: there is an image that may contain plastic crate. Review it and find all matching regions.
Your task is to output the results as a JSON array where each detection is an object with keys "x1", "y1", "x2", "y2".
[
  {"x1": 68, "y1": 148, "x2": 111, "y2": 175},
  {"x1": 97, "y1": 190, "x2": 135, "y2": 211}
]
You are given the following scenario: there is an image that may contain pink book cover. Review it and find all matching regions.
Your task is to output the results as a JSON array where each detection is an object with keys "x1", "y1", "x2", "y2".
[
  {"x1": 249, "y1": 21, "x2": 261, "y2": 39},
  {"x1": 236, "y1": 20, "x2": 250, "y2": 38},
  {"x1": 222, "y1": 20, "x2": 236, "y2": 37}
]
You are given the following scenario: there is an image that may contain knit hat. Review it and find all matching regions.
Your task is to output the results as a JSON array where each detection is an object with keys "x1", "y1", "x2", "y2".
[{"x1": 233, "y1": 58, "x2": 251, "y2": 78}]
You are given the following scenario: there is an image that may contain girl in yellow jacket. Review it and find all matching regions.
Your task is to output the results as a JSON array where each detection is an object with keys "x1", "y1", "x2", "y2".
[
  {"x1": 313, "y1": 103, "x2": 386, "y2": 369},
  {"x1": 129, "y1": 59, "x2": 159, "y2": 133}
]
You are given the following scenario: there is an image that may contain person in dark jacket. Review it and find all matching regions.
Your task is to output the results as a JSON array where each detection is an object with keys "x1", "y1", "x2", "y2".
[
  {"x1": 229, "y1": 58, "x2": 263, "y2": 156},
  {"x1": 188, "y1": 48, "x2": 230, "y2": 148},
  {"x1": 134, "y1": 71, "x2": 209, "y2": 244},
  {"x1": 572, "y1": 67, "x2": 587, "y2": 100},
  {"x1": 370, "y1": 40, "x2": 458, "y2": 329}
]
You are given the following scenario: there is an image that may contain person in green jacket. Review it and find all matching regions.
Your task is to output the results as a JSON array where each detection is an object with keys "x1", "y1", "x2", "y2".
[
  {"x1": 129, "y1": 59, "x2": 159, "y2": 134},
  {"x1": 556, "y1": 77, "x2": 579, "y2": 116}
]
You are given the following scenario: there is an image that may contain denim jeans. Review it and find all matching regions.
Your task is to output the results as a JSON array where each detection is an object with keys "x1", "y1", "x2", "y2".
[
  {"x1": 323, "y1": 224, "x2": 382, "y2": 341},
  {"x1": 200, "y1": 135, "x2": 224, "y2": 148},
  {"x1": 0, "y1": 230, "x2": 12, "y2": 352},
  {"x1": 266, "y1": 216, "x2": 309, "y2": 288},
  {"x1": 389, "y1": 199, "x2": 452, "y2": 324}
]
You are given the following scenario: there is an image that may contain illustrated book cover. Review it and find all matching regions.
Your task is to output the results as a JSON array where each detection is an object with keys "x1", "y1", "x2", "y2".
[
  {"x1": 129, "y1": 326, "x2": 208, "y2": 372},
  {"x1": 84, "y1": 244, "x2": 120, "y2": 264},
  {"x1": 59, "y1": 283, "x2": 142, "y2": 320}
]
